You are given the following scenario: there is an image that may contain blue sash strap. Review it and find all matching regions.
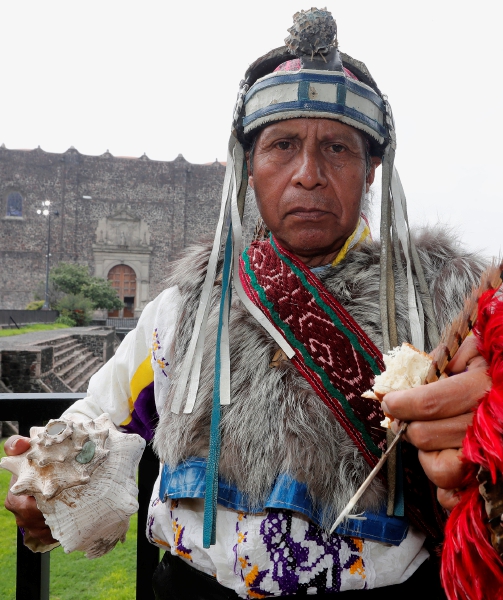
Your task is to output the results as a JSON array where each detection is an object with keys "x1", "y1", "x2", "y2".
[
  {"x1": 160, "y1": 458, "x2": 409, "y2": 546},
  {"x1": 202, "y1": 225, "x2": 233, "y2": 548}
]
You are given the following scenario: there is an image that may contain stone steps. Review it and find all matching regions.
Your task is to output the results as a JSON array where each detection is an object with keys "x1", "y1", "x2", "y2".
[
  {"x1": 53, "y1": 341, "x2": 82, "y2": 363},
  {"x1": 51, "y1": 338, "x2": 79, "y2": 352},
  {"x1": 36, "y1": 334, "x2": 105, "y2": 394},
  {"x1": 55, "y1": 350, "x2": 95, "y2": 382},
  {"x1": 72, "y1": 361, "x2": 104, "y2": 393},
  {"x1": 54, "y1": 347, "x2": 93, "y2": 375},
  {"x1": 66, "y1": 356, "x2": 102, "y2": 391},
  {"x1": 36, "y1": 336, "x2": 75, "y2": 351}
]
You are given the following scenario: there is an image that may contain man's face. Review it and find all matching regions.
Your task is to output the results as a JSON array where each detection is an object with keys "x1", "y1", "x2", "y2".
[{"x1": 248, "y1": 118, "x2": 380, "y2": 265}]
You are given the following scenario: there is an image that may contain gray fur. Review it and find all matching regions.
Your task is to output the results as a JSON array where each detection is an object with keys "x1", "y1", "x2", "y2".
[{"x1": 153, "y1": 226, "x2": 485, "y2": 530}]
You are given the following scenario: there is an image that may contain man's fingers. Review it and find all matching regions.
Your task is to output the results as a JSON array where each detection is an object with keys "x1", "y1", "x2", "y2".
[
  {"x1": 404, "y1": 413, "x2": 473, "y2": 451},
  {"x1": 25, "y1": 526, "x2": 58, "y2": 546},
  {"x1": 5, "y1": 488, "x2": 38, "y2": 523},
  {"x1": 446, "y1": 335, "x2": 484, "y2": 374},
  {"x1": 382, "y1": 367, "x2": 490, "y2": 422},
  {"x1": 4, "y1": 435, "x2": 31, "y2": 456},
  {"x1": 437, "y1": 487, "x2": 460, "y2": 511},
  {"x1": 418, "y1": 448, "x2": 465, "y2": 490},
  {"x1": 4, "y1": 492, "x2": 57, "y2": 545},
  {"x1": 4, "y1": 478, "x2": 58, "y2": 545}
]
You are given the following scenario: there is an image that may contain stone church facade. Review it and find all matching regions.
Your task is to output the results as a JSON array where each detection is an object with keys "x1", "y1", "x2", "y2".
[{"x1": 0, "y1": 146, "x2": 226, "y2": 314}]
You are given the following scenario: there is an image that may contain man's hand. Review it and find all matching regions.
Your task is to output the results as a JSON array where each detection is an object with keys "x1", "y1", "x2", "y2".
[
  {"x1": 381, "y1": 336, "x2": 490, "y2": 510},
  {"x1": 3, "y1": 436, "x2": 57, "y2": 546}
]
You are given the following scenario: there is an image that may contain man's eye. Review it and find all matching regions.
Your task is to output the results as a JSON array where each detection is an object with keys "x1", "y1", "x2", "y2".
[
  {"x1": 329, "y1": 144, "x2": 345, "y2": 153},
  {"x1": 276, "y1": 141, "x2": 292, "y2": 150}
]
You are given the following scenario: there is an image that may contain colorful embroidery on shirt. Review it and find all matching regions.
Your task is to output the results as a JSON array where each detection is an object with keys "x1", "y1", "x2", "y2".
[
  {"x1": 234, "y1": 510, "x2": 367, "y2": 597},
  {"x1": 169, "y1": 500, "x2": 193, "y2": 561},
  {"x1": 147, "y1": 513, "x2": 171, "y2": 549},
  {"x1": 152, "y1": 328, "x2": 169, "y2": 377},
  {"x1": 234, "y1": 512, "x2": 266, "y2": 598},
  {"x1": 347, "y1": 538, "x2": 366, "y2": 579}
]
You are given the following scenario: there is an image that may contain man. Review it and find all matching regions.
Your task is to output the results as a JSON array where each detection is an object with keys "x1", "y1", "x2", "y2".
[{"x1": 4, "y1": 8, "x2": 490, "y2": 598}]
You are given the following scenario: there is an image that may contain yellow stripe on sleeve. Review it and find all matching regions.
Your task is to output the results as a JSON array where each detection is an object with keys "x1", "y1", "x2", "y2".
[{"x1": 120, "y1": 354, "x2": 155, "y2": 426}]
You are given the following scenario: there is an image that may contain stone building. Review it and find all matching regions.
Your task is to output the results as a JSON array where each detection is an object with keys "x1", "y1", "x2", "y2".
[{"x1": 0, "y1": 145, "x2": 226, "y2": 314}]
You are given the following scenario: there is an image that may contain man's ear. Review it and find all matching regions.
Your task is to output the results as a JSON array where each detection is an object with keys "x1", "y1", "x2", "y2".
[
  {"x1": 246, "y1": 152, "x2": 254, "y2": 189},
  {"x1": 365, "y1": 157, "x2": 382, "y2": 193}
]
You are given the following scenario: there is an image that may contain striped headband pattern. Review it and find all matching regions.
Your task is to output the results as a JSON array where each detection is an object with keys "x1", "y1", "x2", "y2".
[{"x1": 243, "y1": 67, "x2": 387, "y2": 146}]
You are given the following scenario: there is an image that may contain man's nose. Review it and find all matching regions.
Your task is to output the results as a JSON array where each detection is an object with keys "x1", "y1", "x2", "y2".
[{"x1": 291, "y1": 147, "x2": 327, "y2": 190}]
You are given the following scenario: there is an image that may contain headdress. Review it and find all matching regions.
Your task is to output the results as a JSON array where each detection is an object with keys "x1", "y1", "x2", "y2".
[{"x1": 169, "y1": 8, "x2": 440, "y2": 546}]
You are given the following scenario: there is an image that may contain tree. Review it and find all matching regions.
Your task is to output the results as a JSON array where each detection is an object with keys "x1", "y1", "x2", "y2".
[
  {"x1": 55, "y1": 294, "x2": 94, "y2": 326},
  {"x1": 33, "y1": 278, "x2": 66, "y2": 309},
  {"x1": 81, "y1": 278, "x2": 123, "y2": 311},
  {"x1": 50, "y1": 263, "x2": 91, "y2": 296},
  {"x1": 47, "y1": 263, "x2": 123, "y2": 311}
]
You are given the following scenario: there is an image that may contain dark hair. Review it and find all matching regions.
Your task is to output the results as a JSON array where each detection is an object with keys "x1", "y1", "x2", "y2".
[{"x1": 247, "y1": 133, "x2": 259, "y2": 175}]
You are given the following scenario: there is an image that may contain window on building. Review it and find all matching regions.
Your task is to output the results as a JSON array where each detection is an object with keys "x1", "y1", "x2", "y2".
[{"x1": 6, "y1": 192, "x2": 23, "y2": 217}]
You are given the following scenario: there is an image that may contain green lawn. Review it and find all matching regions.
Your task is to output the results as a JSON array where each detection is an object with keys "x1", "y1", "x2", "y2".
[
  {"x1": 0, "y1": 440, "x2": 138, "y2": 599},
  {"x1": 0, "y1": 324, "x2": 71, "y2": 338}
]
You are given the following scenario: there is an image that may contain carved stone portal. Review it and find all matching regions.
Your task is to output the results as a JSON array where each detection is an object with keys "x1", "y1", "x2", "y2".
[{"x1": 92, "y1": 211, "x2": 152, "y2": 317}]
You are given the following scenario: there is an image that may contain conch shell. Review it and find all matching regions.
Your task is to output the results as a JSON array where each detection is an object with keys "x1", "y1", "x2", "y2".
[{"x1": 1, "y1": 413, "x2": 145, "y2": 558}]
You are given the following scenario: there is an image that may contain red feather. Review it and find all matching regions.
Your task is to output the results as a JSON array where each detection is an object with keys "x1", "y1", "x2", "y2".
[{"x1": 442, "y1": 290, "x2": 503, "y2": 599}]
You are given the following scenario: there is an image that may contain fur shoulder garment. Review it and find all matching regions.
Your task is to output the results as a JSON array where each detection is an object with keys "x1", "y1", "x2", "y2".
[{"x1": 153, "y1": 227, "x2": 485, "y2": 529}]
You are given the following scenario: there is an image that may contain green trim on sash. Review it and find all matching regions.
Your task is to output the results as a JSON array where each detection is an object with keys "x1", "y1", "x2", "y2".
[
  {"x1": 242, "y1": 246, "x2": 382, "y2": 458},
  {"x1": 271, "y1": 236, "x2": 381, "y2": 376}
]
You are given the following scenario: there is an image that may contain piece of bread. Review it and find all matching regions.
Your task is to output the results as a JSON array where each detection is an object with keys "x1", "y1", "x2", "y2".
[{"x1": 362, "y1": 342, "x2": 432, "y2": 428}]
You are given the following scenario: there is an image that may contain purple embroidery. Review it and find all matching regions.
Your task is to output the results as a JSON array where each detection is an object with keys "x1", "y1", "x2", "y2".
[
  {"x1": 244, "y1": 511, "x2": 366, "y2": 596},
  {"x1": 169, "y1": 500, "x2": 193, "y2": 560},
  {"x1": 147, "y1": 514, "x2": 155, "y2": 543}
]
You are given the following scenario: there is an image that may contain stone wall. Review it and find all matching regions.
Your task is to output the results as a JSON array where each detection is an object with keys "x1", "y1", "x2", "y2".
[
  {"x1": 71, "y1": 329, "x2": 115, "y2": 363},
  {"x1": 0, "y1": 347, "x2": 48, "y2": 393},
  {"x1": 0, "y1": 146, "x2": 226, "y2": 310}
]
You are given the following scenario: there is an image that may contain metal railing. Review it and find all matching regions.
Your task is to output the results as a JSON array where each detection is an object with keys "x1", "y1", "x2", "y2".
[
  {"x1": 106, "y1": 318, "x2": 139, "y2": 329},
  {"x1": 0, "y1": 393, "x2": 160, "y2": 600}
]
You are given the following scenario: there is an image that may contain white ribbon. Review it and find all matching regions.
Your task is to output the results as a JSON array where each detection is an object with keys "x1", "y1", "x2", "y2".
[
  {"x1": 172, "y1": 136, "x2": 294, "y2": 414},
  {"x1": 171, "y1": 138, "x2": 236, "y2": 414},
  {"x1": 390, "y1": 168, "x2": 425, "y2": 351}
]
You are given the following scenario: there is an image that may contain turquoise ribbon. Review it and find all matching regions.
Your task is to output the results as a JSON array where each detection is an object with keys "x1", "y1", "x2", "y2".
[
  {"x1": 203, "y1": 226, "x2": 233, "y2": 548},
  {"x1": 393, "y1": 441, "x2": 405, "y2": 517}
]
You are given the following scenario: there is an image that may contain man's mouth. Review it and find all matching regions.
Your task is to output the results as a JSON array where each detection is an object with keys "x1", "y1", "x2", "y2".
[{"x1": 288, "y1": 208, "x2": 329, "y2": 220}]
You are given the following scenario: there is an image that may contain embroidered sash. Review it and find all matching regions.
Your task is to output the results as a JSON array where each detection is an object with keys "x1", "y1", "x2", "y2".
[{"x1": 240, "y1": 236, "x2": 387, "y2": 471}]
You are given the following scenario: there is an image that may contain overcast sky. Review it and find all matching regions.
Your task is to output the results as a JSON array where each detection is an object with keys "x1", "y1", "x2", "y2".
[{"x1": 2, "y1": 1, "x2": 501, "y2": 258}]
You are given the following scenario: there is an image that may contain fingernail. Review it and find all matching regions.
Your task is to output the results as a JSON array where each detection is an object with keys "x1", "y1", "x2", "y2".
[
  {"x1": 390, "y1": 421, "x2": 398, "y2": 435},
  {"x1": 381, "y1": 401, "x2": 389, "y2": 414}
]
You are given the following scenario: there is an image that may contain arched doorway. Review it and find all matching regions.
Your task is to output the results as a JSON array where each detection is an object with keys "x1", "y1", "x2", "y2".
[{"x1": 107, "y1": 264, "x2": 136, "y2": 317}]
